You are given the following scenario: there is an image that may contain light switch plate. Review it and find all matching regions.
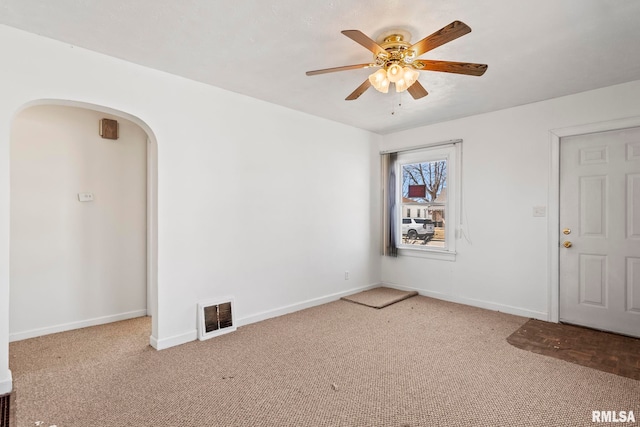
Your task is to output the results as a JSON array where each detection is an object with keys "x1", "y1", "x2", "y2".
[
  {"x1": 532, "y1": 206, "x2": 546, "y2": 217},
  {"x1": 78, "y1": 192, "x2": 94, "y2": 202}
]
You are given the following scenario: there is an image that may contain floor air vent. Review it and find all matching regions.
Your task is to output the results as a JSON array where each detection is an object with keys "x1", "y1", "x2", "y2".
[
  {"x1": 0, "y1": 392, "x2": 11, "y2": 427},
  {"x1": 198, "y1": 298, "x2": 236, "y2": 341}
]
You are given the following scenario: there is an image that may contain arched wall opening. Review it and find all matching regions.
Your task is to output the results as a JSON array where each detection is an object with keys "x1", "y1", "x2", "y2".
[{"x1": 8, "y1": 99, "x2": 158, "y2": 345}]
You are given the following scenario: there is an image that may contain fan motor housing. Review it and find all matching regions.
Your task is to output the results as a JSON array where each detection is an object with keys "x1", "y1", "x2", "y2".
[{"x1": 376, "y1": 34, "x2": 416, "y2": 66}]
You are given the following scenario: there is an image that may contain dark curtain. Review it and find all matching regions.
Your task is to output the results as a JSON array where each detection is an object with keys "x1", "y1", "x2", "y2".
[{"x1": 382, "y1": 152, "x2": 398, "y2": 257}]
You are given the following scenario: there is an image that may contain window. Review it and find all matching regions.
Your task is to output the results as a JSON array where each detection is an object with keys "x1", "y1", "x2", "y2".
[{"x1": 382, "y1": 142, "x2": 460, "y2": 260}]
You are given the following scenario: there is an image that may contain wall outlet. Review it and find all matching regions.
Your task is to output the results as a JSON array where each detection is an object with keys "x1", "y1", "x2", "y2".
[{"x1": 344, "y1": 271, "x2": 349, "y2": 280}]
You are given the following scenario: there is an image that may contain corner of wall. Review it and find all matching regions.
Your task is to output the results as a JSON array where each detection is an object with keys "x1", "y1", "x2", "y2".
[
  {"x1": 150, "y1": 330, "x2": 197, "y2": 351},
  {"x1": 0, "y1": 370, "x2": 12, "y2": 395}
]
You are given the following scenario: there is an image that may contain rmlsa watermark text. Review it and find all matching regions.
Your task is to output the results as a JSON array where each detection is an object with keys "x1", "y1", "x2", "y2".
[{"x1": 592, "y1": 411, "x2": 635, "y2": 423}]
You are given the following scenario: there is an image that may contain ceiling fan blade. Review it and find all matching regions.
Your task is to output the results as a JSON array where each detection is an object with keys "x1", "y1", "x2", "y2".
[
  {"x1": 341, "y1": 30, "x2": 387, "y2": 56},
  {"x1": 413, "y1": 60, "x2": 487, "y2": 76},
  {"x1": 407, "y1": 81, "x2": 429, "y2": 100},
  {"x1": 346, "y1": 79, "x2": 372, "y2": 101},
  {"x1": 306, "y1": 63, "x2": 375, "y2": 76},
  {"x1": 409, "y1": 21, "x2": 472, "y2": 57}
]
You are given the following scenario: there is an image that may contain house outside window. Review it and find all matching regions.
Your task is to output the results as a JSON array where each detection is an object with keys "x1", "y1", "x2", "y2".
[{"x1": 394, "y1": 143, "x2": 459, "y2": 258}]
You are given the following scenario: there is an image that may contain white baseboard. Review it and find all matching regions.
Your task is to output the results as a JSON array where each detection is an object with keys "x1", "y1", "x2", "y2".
[
  {"x1": 148, "y1": 283, "x2": 382, "y2": 351},
  {"x1": 0, "y1": 370, "x2": 12, "y2": 394},
  {"x1": 382, "y1": 282, "x2": 548, "y2": 320},
  {"x1": 237, "y1": 283, "x2": 381, "y2": 327},
  {"x1": 9, "y1": 309, "x2": 148, "y2": 342},
  {"x1": 150, "y1": 329, "x2": 197, "y2": 350}
]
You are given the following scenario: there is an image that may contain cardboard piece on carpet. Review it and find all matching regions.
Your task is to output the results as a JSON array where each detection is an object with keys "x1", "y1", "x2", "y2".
[{"x1": 341, "y1": 287, "x2": 418, "y2": 309}]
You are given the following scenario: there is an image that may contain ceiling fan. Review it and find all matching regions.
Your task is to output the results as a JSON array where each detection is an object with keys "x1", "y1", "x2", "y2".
[{"x1": 306, "y1": 21, "x2": 487, "y2": 101}]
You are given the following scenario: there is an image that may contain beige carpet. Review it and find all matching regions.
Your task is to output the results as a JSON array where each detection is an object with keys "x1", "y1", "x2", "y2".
[
  {"x1": 341, "y1": 287, "x2": 418, "y2": 308},
  {"x1": 9, "y1": 296, "x2": 640, "y2": 427}
]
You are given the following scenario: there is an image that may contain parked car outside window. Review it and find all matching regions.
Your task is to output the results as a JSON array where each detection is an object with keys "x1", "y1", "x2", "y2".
[{"x1": 401, "y1": 218, "x2": 435, "y2": 241}]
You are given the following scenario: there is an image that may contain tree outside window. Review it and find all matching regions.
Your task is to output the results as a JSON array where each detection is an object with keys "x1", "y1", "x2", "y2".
[
  {"x1": 402, "y1": 161, "x2": 447, "y2": 203},
  {"x1": 401, "y1": 159, "x2": 447, "y2": 247}
]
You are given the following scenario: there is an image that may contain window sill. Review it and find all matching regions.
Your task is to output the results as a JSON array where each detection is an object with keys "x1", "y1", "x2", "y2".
[{"x1": 397, "y1": 246, "x2": 456, "y2": 261}]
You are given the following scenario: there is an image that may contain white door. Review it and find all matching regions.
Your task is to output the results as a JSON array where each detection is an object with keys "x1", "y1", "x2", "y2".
[{"x1": 559, "y1": 126, "x2": 640, "y2": 338}]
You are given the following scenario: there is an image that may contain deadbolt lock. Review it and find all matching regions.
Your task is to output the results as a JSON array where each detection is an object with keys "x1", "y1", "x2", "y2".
[
  {"x1": 562, "y1": 228, "x2": 571, "y2": 235},
  {"x1": 563, "y1": 241, "x2": 572, "y2": 248}
]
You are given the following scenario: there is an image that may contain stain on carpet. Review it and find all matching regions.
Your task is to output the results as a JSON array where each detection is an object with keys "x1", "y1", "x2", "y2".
[{"x1": 507, "y1": 319, "x2": 640, "y2": 380}]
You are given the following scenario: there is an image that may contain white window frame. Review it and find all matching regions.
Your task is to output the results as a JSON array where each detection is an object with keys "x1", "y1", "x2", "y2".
[{"x1": 395, "y1": 143, "x2": 460, "y2": 261}]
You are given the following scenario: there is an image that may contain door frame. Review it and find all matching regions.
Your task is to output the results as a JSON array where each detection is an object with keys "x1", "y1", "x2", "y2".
[
  {"x1": 9, "y1": 98, "x2": 159, "y2": 344},
  {"x1": 548, "y1": 115, "x2": 640, "y2": 322}
]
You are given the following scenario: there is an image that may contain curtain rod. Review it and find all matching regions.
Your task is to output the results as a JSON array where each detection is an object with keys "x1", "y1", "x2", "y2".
[{"x1": 380, "y1": 138, "x2": 462, "y2": 155}]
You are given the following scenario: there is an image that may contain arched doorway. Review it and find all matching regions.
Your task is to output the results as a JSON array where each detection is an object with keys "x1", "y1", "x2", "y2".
[{"x1": 9, "y1": 100, "x2": 158, "y2": 344}]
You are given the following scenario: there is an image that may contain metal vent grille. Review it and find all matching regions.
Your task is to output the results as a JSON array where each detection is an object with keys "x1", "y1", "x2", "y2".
[
  {"x1": 204, "y1": 302, "x2": 233, "y2": 333},
  {"x1": 0, "y1": 393, "x2": 11, "y2": 427},
  {"x1": 198, "y1": 298, "x2": 236, "y2": 341}
]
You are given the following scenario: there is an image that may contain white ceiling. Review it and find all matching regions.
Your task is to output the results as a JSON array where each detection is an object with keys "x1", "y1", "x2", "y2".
[{"x1": 1, "y1": 1, "x2": 640, "y2": 134}]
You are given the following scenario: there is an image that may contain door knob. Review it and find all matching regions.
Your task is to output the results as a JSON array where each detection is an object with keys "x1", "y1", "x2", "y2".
[
  {"x1": 562, "y1": 228, "x2": 571, "y2": 235},
  {"x1": 563, "y1": 241, "x2": 572, "y2": 248}
]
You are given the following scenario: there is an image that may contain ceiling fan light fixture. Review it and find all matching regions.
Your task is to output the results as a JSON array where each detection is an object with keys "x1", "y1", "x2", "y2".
[
  {"x1": 386, "y1": 63, "x2": 403, "y2": 83},
  {"x1": 402, "y1": 66, "x2": 420, "y2": 88},
  {"x1": 394, "y1": 67, "x2": 420, "y2": 93},
  {"x1": 307, "y1": 21, "x2": 487, "y2": 101},
  {"x1": 395, "y1": 78, "x2": 408, "y2": 93},
  {"x1": 369, "y1": 68, "x2": 390, "y2": 93}
]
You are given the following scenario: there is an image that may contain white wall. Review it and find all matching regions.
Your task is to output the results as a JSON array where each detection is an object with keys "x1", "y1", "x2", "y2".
[
  {"x1": 381, "y1": 79, "x2": 640, "y2": 319},
  {"x1": 10, "y1": 105, "x2": 147, "y2": 341},
  {"x1": 0, "y1": 25, "x2": 382, "y2": 393}
]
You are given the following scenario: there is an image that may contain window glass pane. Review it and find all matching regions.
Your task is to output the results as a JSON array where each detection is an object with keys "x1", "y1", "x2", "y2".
[{"x1": 400, "y1": 160, "x2": 447, "y2": 248}]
